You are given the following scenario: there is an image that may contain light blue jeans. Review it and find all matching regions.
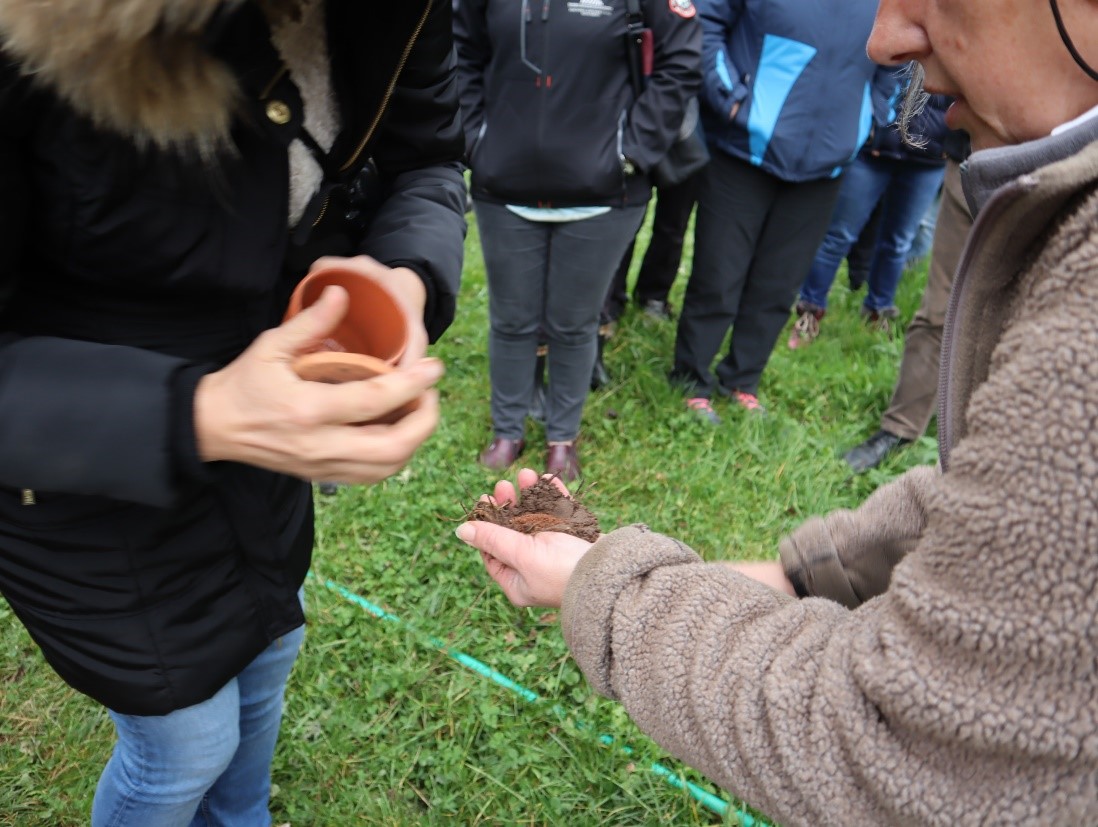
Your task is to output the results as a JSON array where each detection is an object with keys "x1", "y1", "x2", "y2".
[{"x1": 91, "y1": 623, "x2": 305, "y2": 827}]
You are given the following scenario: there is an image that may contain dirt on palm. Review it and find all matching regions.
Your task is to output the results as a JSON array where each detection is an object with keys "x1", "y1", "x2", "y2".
[{"x1": 467, "y1": 477, "x2": 601, "y2": 542}]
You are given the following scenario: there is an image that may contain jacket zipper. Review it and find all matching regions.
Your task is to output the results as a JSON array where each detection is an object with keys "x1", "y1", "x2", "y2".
[
  {"x1": 21, "y1": 489, "x2": 35, "y2": 505},
  {"x1": 338, "y1": 0, "x2": 432, "y2": 175},
  {"x1": 309, "y1": 0, "x2": 432, "y2": 228},
  {"x1": 936, "y1": 181, "x2": 1027, "y2": 473}
]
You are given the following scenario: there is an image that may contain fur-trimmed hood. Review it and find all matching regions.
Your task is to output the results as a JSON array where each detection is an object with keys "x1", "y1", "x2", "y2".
[{"x1": 0, "y1": 0, "x2": 301, "y2": 153}]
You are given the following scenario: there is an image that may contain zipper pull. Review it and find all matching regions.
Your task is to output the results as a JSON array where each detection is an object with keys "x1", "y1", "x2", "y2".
[
  {"x1": 21, "y1": 489, "x2": 36, "y2": 506},
  {"x1": 541, "y1": 0, "x2": 549, "y2": 21}
]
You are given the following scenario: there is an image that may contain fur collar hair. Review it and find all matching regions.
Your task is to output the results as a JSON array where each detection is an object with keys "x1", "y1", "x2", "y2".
[{"x1": 0, "y1": 0, "x2": 304, "y2": 154}]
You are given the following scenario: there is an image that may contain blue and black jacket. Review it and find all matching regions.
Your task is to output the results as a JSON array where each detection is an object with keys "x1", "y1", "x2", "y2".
[
  {"x1": 865, "y1": 68, "x2": 958, "y2": 165},
  {"x1": 697, "y1": 0, "x2": 892, "y2": 182}
]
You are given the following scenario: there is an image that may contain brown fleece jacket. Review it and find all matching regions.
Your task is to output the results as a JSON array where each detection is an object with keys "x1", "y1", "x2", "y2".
[{"x1": 562, "y1": 140, "x2": 1098, "y2": 825}]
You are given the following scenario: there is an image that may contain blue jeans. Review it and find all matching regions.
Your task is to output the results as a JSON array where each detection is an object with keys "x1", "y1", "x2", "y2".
[
  {"x1": 91, "y1": 624, "x2": 305, "y2": 827},
  {"x1": 798, "y1": 155, "x2": 945, "y2": 312}
]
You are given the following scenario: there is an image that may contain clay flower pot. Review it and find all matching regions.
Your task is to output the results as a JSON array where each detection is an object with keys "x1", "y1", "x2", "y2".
[
  {"x1": 284, "y1": 264, "x2": 416, "y2": 425},
  {"x1": 284, "y1": 264, "x2": 409, "y2": 383}
]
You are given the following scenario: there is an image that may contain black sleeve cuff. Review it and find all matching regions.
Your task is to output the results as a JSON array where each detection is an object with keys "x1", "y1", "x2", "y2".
[
  {"x1": 383, "y1": 259, "x2": 443, "y2": 343},
  {"x1": 169, "y1": 363, "x2": 216, "y2": 486}
]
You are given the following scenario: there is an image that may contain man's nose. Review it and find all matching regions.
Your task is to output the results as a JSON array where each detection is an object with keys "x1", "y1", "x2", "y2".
[{"x1": 867, "y1": 0, "x2": 930, "y2": 66}]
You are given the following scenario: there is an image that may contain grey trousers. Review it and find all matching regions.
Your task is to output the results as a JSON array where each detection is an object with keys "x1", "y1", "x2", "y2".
[
  {"x1": 474, "y1": 201, "x2": 645, "y2": 442},
  {"x1": 880, "y1": 160, "x2": 974, "y2": 440}
]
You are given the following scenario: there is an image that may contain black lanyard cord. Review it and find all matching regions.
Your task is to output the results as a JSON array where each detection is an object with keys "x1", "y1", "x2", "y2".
[{"x1": 1050, "y1": 0, "x2": 1098, "y2": 82}]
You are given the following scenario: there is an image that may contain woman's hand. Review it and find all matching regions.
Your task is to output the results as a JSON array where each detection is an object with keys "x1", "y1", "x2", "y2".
[
  {"x1": 194, "y1": 285, "x2": 443, "y2": 484},
  {"x1": 307, "y1": 255, "x2": 430, "y2": 365},
  {"x1": 457, "y1": 469, "x2": 594, "y2": 608}
]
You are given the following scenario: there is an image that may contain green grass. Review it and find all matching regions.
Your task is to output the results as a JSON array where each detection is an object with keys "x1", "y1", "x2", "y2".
[{"x1": 0, "y1": 211, "x2": 935, "y2": 825}]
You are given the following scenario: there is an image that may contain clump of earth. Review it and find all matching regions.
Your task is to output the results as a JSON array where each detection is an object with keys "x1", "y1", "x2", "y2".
[{"x1": 467, "y1": 477, "x2": 601, "y2": 542}]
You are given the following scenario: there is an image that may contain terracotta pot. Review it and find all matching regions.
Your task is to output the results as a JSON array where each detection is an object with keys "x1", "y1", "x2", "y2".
[
  {"x1": 283, "y1": 264, "x2": 409, "y2": 372},
  {"x1": 284, "y1": 265, "x2": 417, "y2": 424},
  {"x1": 292, "y1": 352, "x2": 419, "y2": 425}
]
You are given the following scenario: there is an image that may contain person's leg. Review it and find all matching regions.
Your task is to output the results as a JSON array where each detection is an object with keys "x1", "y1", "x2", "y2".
[
  {"x1": 92, "y1": 628, "x2": 304, "y2": 827},
  {"x1": 905, "y1": 183, "x2": 942, "y2": 267},
  {"x1": 541, "y1": 205, "x2": 646, "y2": 443},
  {"x1": 603, "y1": 235, "x2": 637, "y2": 323},
  {"x1": 797, "y1": 157, "x2": 890, "y2": 309},
  {"x1": 714, "y1": 173, "x2": 843, "y2": 395},
  {"x1": 862, "y1": 160, "x2": 947, "y2": 313},
  {"x1": 879, "y1": 159, "x2": 971, "y2": 439},
  {"x1": 671, "y1": 154, "x2": 772, "y2": 398},
  {"x1": 195, "y1": 624, "x2": 305, "y2": 826},
  {"x1": 846, "y1": 199, "x2": 884, "y2": 290},
  {"x1": 474, "y1": 201, "x2": 551, "y2": 442},
  {"x1": 633, "y1": 171, "x2": 701, "y2": 307}
]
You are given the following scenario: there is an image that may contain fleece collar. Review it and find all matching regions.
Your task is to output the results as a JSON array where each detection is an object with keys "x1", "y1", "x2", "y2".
[{"x1": 962, "y1": 113, "x2": 1098, "y2": 216}]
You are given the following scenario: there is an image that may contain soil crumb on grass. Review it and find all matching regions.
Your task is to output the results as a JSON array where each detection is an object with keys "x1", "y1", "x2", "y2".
[{"x1": 467, "y1": 477, "x2": 601, "y2": 542}]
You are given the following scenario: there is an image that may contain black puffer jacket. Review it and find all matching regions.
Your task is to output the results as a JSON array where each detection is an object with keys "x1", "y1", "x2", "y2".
[
  {"x1": 455, "y1": 0, "x2": 701, "y2": 208},
  {"x1": 0, "y1": 0, "x2": 465, "y2": 715}
]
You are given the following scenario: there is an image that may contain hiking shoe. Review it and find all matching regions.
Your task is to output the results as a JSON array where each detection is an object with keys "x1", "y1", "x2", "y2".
[
  {"x1": 788, "y1": 304, "x2": 825, "y2": 350},
  {"x1": 843, "y1": 429, "x2": 912, "y2": 472},
  {"x1": 860, "y1": 305, "x2": 900, "y2": 334},
  {"x1": 686, "y1": 397, "x2": 722, "y2": 425},
  {"x1": 640, "y1": 299, "x2": 675, "y2": 322},
  {"x1": 730, "y1": 390, "x2": 767, "y2": 415}
]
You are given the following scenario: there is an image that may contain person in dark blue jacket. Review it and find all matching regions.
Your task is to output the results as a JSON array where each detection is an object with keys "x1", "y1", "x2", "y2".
[
  {"x1": 788, "y1": 71, "x2": 955, "y2": 348},
  {"x1": 671, "y1": 0, "x2": 891, "y2": 420}
]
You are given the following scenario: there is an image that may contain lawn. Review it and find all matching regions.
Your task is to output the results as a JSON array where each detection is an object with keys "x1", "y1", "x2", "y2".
[{"x1": 0, "y1": 210, "x2": 936, "y2": 826}]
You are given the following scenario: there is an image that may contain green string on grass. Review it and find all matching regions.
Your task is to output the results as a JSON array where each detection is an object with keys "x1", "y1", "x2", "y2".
[{"x1": 310, "y1": 573, "x2": 768, "y2": 826}]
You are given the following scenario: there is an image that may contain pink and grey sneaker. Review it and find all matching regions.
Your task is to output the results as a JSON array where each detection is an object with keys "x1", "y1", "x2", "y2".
[
  {"x1": 731, "y1": 390, "x2": 767, "y2": 415},
  {"x1": 788, "y1": 303, "x2": 825, "y2": 349}
]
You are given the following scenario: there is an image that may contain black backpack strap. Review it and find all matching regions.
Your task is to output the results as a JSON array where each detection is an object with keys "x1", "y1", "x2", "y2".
[{"x1": 623, "y1": 0, "x2": 647, "y2": 97}]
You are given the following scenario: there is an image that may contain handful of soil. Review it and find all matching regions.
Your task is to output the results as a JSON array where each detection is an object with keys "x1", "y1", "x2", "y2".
[{"x1": 467, "y1": 477, "x2": 601, "y2": 542}]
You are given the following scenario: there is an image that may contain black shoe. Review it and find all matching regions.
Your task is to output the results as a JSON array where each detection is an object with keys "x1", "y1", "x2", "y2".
[
  {"x1": 639, "y1": 298, "x2": 674, "y2": 322},
  {"x1": 843, "y1": 430, "x2": 912, "y2": 472},
  {"x1": 530, "y1": 348, "x2": 547, "y2": 423},
  {"x1": 590, "y1": 354, "x2": 610, "y2": 390},
  {"x1": 590, "y1": 324, "x2": 613, "y2": 390}
]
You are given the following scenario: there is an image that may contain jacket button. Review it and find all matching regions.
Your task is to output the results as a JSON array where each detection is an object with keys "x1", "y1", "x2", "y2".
[{"x1": 266, "y1": 100, "x2": 292, "y2": 125}]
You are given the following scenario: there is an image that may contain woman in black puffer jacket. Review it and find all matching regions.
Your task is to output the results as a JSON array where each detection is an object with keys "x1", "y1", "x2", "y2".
[{"x1": 0, "y1": 1, "x2": 465, "y2": 823}]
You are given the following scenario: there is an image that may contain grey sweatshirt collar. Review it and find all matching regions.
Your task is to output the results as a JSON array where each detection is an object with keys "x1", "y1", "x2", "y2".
[{"x1": 962, "y1": 114, "x2": 1098, "y2": 216}]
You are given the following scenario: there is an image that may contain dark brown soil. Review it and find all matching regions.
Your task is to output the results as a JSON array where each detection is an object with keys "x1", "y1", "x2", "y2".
[{"x1": 467, "y1": 477, "x2": 601, "y2": 542}]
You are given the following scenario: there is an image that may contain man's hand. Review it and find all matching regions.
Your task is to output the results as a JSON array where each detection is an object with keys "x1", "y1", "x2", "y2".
[{"x1": 457, "y1": 469, "x2": 594, "y2": 608}]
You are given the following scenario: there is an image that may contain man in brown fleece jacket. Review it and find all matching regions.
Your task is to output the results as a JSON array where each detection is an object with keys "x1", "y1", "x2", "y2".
[{"x1": 457, "y1": 0, "x2": 1098, "y2": 823}]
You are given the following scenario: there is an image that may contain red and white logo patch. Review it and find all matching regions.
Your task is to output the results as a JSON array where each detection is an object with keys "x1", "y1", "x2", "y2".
[{"x1": 669, "y1": 0, "x2": 696, "y2": 18}]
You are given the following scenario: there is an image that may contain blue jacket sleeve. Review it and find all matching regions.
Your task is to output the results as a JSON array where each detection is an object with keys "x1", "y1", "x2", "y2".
[{"x1": 697, "y1": 0, "x2": 747, "y2": 122}]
